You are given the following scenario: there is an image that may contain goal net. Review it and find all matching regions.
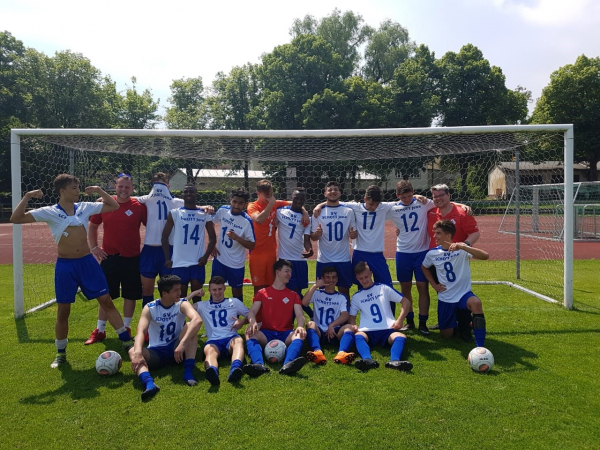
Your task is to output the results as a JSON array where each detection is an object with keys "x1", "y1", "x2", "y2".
[{"x1": 11, "y1": 125, "x2": 574, "y2": 318}]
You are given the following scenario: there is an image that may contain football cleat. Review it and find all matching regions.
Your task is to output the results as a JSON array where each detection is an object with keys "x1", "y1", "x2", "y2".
[
  {"x1": 84, "y1": 328, "x2": 106, "y2": 345},
  {"x1": 333, "y1": 351, "x2": 356, "y2": 365},
  {"x1": 279, "y1": 357, "x2": 307, "y2": 375},
  {"x1": 141, "y1": 385, "x2": 160, "y2": 401},
  {"x1": 306, "y1": 350, "x2": 327, "y2": 365},
  {"x1": 228, "y1": 367, "x2": 244, "y2": 383},
  {"x1": 385, "y1": 360, "x2": 413, "y2": 372},
  {"x1": 418, "y1": 323, "x2": 430, "y2": 335},
  {"x1": 355, "y1": 358, "x2": 380, "y2": 371},
  {"x1": 50, "y1": 353, "x2": 67, "y2": 369},
  {"x1": 399, "y1": 322, "x2": 415, "y2": 332},
  {"x1": 242, "y1": 363, "x2": 270, "y2": 378},
  {"x1": 205, "y1": 367, "x2": 220, "y2": 386}
]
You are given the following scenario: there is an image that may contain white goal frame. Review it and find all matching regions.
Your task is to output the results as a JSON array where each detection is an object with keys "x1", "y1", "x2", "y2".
[{"x1": 11, "y1": 124, "x2": 574, "y2": 317}]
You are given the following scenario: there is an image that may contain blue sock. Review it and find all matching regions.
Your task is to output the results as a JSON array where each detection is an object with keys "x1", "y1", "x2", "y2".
[
  {"x1": 183, "y1": 358, "x2": 195, "y2": 382},
  {"x1": 390, "y1": 336, "x2": 407, "y2": 361},
  {"x1": 474, "y1": 329, "x2": 486, "y2": 347},
  {"x1": 339, "y1": 332, "x2": 354, "y2": 352},
  {"x1": 418, "y1": 314, "x2": 428, "y2": 324},
  {"x1": 246, "y1": 339, "x2": 264, "y2": 364},
  {"x1": 139, "y1": 371, "x2": 156, "y2": 390},
  {"x1": 307, "y1": 328, "x2": 321, "y2": 351},
  {"x1": 116, "y1": 327, "x2": 131, "y2": 342},
  {"x1": 142, "y1": 295, "x2": 153, "y2": 308},
  {"x1": 284, "y1": 339, "x2": 304, "y2": 364},
  {"x1": 355, "y1": 334, "x2": 372, "y2": 359},
  {"x1": 229, "y1": 359, "x2": 243, "y2": 375}
]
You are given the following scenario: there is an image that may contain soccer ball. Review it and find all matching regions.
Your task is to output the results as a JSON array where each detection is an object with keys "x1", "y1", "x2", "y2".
[
  {"x1": 95, "y1": 350, "x2": 122, "y2": 376},
  {"x1": 264, "y1": 339, "x2": 286, "y2": 364},
  {"x1": 468, "y1": 347, "x2": 494, "y2": 373}
]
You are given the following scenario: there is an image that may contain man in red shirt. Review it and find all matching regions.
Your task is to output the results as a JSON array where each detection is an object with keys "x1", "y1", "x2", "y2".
[
  {"x1": 243, "y1": 259, "x2": 307, "y2": 377},
  {"x1": 85, "y1": 174, "x2": 147, "y2": 344}
]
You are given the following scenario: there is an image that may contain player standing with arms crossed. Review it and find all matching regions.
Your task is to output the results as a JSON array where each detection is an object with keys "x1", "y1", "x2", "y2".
[
  {"x1": 161, "y1": 183, "x2": 216, "y2": 299},
  {"x1": 11, "y1": 174, "x2": 133, "y2": 368},
  {"x1": 85, "y1": 173, "x2": 147, "y2": 345}
]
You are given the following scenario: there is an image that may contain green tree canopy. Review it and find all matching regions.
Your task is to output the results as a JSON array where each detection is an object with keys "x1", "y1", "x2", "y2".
[{"x1": 164, "y1": 76, "x2": 208, "y2": 130}]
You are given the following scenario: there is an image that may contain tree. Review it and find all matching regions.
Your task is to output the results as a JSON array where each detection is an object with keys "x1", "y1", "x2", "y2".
[
  {"x1": 118, "y1": 77, "x2": 160, "y2": 129},
  {"x1": 164, "y1": 76, "x2": 208, "y2": 130},
  {"x1": 532, "y1": 55, "x2": 600, "y2": 181},
  {"x1": 363, "y1": 19, "x2": 414, "y2": 84}
]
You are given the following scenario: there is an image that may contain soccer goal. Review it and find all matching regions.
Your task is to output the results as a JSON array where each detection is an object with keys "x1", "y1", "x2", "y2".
[{"x1": 11, "y1": 125, "x2": 574, "y2": 318}]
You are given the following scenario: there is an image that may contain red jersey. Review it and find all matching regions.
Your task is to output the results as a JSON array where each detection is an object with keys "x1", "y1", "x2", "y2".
[
  {"x1": 90, "y1": 197, "x2": 147, "y2": 257},
  {"x1": 253, "y1": 286, "x2": 301, "y2": 332},
  {"x1": 427, "y1": 204, "x2": 479, "y2": 248},
  {"x1": 247, "y1": 199, "x2": 289, "y2": 255}
]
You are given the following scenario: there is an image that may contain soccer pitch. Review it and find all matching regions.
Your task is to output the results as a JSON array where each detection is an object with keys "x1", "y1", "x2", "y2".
[{"x1": 1, "y1": 261, "x2": 599, "y2": 449}]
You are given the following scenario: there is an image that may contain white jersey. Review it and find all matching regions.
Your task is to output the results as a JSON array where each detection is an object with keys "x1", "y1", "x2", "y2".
[
  {"x1": 170, "y1": 207, "x2": 212, "y2": 268},
  {"x1": 308, "y1": 289, "x2": 348, "y2": 332},
  {"x1": 212, "y1": 206, "x2": 255, "y2": 269},
  {"x1": 30, "y1": 202, "x2": 103, "y2": 244},
  {"x1": 147, "y1": 299, "x2": 186, "y2": 348},
  {"x1": 343, "y1": 202, "x2": 394, "y2": 253},
  {"x1": 193, "y1": 298, "x2": 249, "y2": 341},
  {"x1": 311, "y1": 205, "x2": 356, "y2": 263},
  {"x1": 137, "y1": 183, "x2": 184, "y2": 246},
  {"x1": 276, "y1": 206, "x2": 311, "y2": 261},
  {"x1": 387, "y1": 198, "x2": 436, "y2": 253},
  {"x1": 422, "y1": 246, "x2": 473, "y2": 303},
  {"x1": 349, "y1": 283, "x2": 404, "y2": 331}
]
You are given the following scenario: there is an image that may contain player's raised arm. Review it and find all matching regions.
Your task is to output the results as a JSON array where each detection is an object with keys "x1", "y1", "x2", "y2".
[
  {"x1": 447, "y1": 241, "x2": 489, "y2": 260},
  {"x1": 86, "y1": 186, "x2": 119, "y2": 213},
  {"x1": 302, "y1": 278, "x2": 325, "y2": 306},
  {"x1": 10, "y1": 190, "x2": 43, "y2": 224},
  {"x1": 250, "y1": 194, "x2": 276, "y2": 224}
]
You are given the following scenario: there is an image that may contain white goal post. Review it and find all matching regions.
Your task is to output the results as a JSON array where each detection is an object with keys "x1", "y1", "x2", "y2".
[{"x1": 11, "y1": 124, "x2": 574, "y2": 318}]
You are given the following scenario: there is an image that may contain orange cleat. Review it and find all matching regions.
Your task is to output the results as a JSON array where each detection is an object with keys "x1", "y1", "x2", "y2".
[
  {"x1": 333, "y1": 351, "x2": 356, "y2": 365},
  {"x1": 306, "y1": 350, "x2": 327, "y2": 365}
]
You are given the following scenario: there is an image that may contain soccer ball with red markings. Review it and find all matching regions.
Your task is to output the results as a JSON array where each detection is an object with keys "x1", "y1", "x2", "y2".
[
  {"x1": 95, "y1": 350, "x2": 122, "y2": 376},
  {"x1": 264, "y1": 340, "x2": 286, "y2": 364},
  {"x1": 468, "y1": 347, "x2": 494, "y2": 373}
]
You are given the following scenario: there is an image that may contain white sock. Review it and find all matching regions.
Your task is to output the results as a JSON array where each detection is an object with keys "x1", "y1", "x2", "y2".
[
  {"x1": 97, "y1": 320, "x2": 107, "y2": 333},
  {"x1": 124, "y1": 317, "x2": 132, "y2": 328}
]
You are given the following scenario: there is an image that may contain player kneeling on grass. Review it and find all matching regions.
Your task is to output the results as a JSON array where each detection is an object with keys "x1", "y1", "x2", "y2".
[
  {"x1": 302, "y1": 267, "x2": 356, "y2": 366},
  {"x1": 243, "y1": 259, "x2": 307, "y2": 377},
  {"x1": 192, "y1": 276, "x2": 249, "y2": 385},
  {"x1": 421, "y1": 220, "x2": 489, "y2": 347},
  {"x1": 349, "y1": 262, "x2": 413, "y2": 372},
  {"x1": 129, "y1": 275, "x2": 202, "y2": 401}
]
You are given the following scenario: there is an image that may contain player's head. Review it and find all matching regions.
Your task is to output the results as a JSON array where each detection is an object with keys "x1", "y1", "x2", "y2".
[
  {"x1": 151, "y1": 172, "x2": 169, "y2": 186},
  {"x1": 433, "y1": 219, "x2": 456, "y2": 246},
  {"x1": 324, "y1": 181, "x2": 341, "y2": 202},
  {"x1": 321, "y1": 266, "x2": 338, "y2": 287},
  {"x1": 208, "y1": 276, "x2": 226, "y2": 302},
  {"x1": 364, "y1": 185, "x2": 382, "y2": 211},
  {"x1": 157, "y1": 274, "x2": 182, "y2": 300},
  {"x1": 182, "y1": 183, "x2": 198, "y2": 203},
  {"x1": 230, "y1": 188, "x2": 249, "y2": 214},
  {"x1": 431, "y1": 184, "x2": 451, "y2": 208},
  {"x1": 273, "y1": 258, "x2": 292, "y2": 283},
  {"x1": 115, "y1": 173, "x2": 134, "y2": 201},
  {"x1": 256, "y1": 179, "x2": 273, "y2": 200},
  {"x1": 396, "y1": 180, "x2": 415, "y2": 206},
  {"x1": 354, "y1": 261, "x2": 373, "y2": 288},
  {"x1": 291, "y1": 188, "x2": 306, "y2": 212},
  {"x1": 54, "y1": 174, "x2": 80, "y2": 199}
]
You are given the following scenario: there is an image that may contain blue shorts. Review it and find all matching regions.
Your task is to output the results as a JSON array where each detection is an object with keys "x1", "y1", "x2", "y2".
[
  {"x1": 140, "y1": 245, "x2": 172, "y2": 279},
  {"x1": 437, "y1": 291, "x2": 474, "y2": 330},
  {"x1": 364, "y1": 329, "x2": 395, "y2": 347},
  {"x1": 318, "y1": 325, "x2": 341, "y2": 345},
  {"x1": 352, "y1": 250, "x2": 392, "y2": 286},
  {"x1": 55, "y1": 254, "x2": 109, "y2": 303},
  {"x1": 262, "y1": 329, "x2": 293, "y2": 344},
  {"x1": 205, "y1": 335, "x2": 241, "y2": 357},
  {"x1": 316, "y1": 261, "x2": 353, "y2": 288},
  {"x1": 286, "y1": 259, "x2": 309, "y2": 293},
  {"x1": 396, "y1": 250, "x2": 428, "y2": 283},
  {"x1": 211, "y1": 258, "x2": 244, "y2": 289},
  {"x1": 171, "y1": 265, "x2": 206, "y2": 286},
  {"x1": 147, "y1": 339, "x2": 178, "y2": 369}
]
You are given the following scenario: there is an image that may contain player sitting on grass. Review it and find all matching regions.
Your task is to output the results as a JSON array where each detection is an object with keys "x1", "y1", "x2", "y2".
[
  {"x1": 192, "y1": 276, "x2": 249, "y2": 385},
  {"x1": 302, "y1": 267, "x2": 355, "y2": 366},
  {"x1": 349, "y1": 262, "x2": 413, "y2": 372},
  {"x1": 129, "y1": 275, "x2": 202, "y2": 401},
  {"x1": 421, "y1": 220, "x2": 489, "y2": 347},
  {"x1": 243, "y1": 259, "x2": 307, "y2": 377},
  {"x1": 10, "y1": 174, "x2": 133, "y2": 369}
]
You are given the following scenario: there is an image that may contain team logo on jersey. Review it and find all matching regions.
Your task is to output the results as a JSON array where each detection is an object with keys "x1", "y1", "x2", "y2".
[
  {"x1": 282, "y1": 297, "x2": 289, "y2": 304},
  {"x1": 125, "y1": 209, "x2": 133, "y2": 216}
]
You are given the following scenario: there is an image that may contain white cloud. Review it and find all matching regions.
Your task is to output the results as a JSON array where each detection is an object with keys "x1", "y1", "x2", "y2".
[{"x1": 493, "y1": 0, "x2": 599, "y2": 26}]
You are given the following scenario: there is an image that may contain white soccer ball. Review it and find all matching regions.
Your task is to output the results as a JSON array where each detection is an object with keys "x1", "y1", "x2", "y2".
[
  {"x1": 264, "y1": 339, "x2": 286, "y2": 364},
  {"x1": 468, "y1": 347, "x2": 494, "y2": 373},
  {"x1": 95, "y1": 350, "x2": 123, "y2": 376}
]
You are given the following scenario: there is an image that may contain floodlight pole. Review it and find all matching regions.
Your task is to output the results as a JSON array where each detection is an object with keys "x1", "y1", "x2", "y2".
[
  {"x1": 564, "y1": 127, "x2": 574, "y2": 309},
  {"x1": 11, "y1": 131, "x2": 24, "y2": 319}
]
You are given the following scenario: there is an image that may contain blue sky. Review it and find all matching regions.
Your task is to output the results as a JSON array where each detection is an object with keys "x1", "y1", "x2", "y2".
[{"x1": 1, "y1": 0, "x2": 599, "y2": 119}]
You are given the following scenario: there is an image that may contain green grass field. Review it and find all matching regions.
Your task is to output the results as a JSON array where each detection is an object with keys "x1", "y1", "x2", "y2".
[{"x1": 1, "y1": 261, "x2": 599, "y2": 449}]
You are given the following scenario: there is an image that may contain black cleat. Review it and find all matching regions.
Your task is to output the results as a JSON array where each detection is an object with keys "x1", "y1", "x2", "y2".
[
  {"x1": 279, "y1": 357, "x2": 307, "y2": 375},
  {"x1": 355, "y1": 358, "x2": 380, "y2": 371},
  {"x1": 242, "y1": 363, "x2": 270, "y2": 378},
  {"x1": 205, "y1": 367, "x2": 220, "y2": 386},
  {"x1": 459, "y1": 328, "x2": 474, "y2": 343},
  {"x1": 228, "y1": 367, "x2": 243, "y2": 383},
  {"x1": 418, "y1": 323, "x2": 430, "y2": 335},
  {"x1": 385, "y1": 360, "x2": 413, "y2": 372},
  {"x1": 141, "y1": 385, "x2": 160, "y2": 401}
]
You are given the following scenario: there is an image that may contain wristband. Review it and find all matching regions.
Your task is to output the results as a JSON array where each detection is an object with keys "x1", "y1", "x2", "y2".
[
  {"x1": 91, "y1": 246, "x2": 99, "y2": 251},
  {"x1": 464, "y1": 241, "x2": 471, "y2": 247}
]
